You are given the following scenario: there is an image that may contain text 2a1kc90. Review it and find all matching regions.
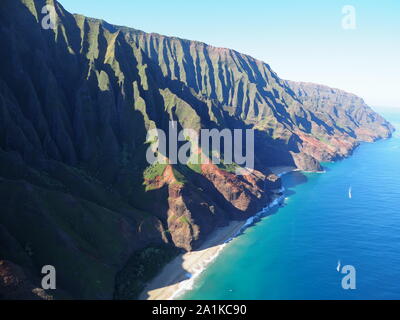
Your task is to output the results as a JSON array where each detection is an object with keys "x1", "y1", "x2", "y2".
[{"x1": 152, "y1": 304, "x2": 247, "y2": 317}]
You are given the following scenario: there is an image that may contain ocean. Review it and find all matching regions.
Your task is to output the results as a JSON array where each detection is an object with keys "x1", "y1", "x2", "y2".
[{"x1": 181, "y1": 109, "x2": 400, "y2": 300}]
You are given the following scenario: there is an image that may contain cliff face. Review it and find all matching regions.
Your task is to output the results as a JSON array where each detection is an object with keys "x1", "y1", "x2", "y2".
[
  {"x1": 0, "y1": 260, "x2": 53, "y2": 300},
  {"x1": 0, "y1": 0, "x2": 394, "y2": 299},
  {"x1": 122, "y1": 30, "x2": 394, "y2": 164},
  {"x1": 286, "y1": 81, "x2": 394, "y2": 161}
]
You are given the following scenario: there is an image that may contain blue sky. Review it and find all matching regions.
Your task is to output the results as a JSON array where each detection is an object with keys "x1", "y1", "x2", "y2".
[{"x1": 59, "y1": 0, "x2": 400, "y2": 108}]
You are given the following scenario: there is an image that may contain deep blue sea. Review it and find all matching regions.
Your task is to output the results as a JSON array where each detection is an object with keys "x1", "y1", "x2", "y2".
[{"x1": 182, "y1": 109, "x2": 400, "y2": 300}]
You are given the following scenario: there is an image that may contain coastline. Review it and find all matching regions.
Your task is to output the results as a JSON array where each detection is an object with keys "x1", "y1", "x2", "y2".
[
  {"x1": 138, "y1": 220, "x2": 246, "y2": 300},
  {"x1": 269, "y1": 166, "x2": 297, "y2": 177},
  {"x1": 139, "y1": 166, "x2": 295, "y2": 300}
]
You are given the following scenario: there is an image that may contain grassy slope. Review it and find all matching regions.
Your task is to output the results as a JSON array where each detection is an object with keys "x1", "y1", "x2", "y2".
[{"x1": 0, "y1": 0, "x2": 394, "y2": 299}]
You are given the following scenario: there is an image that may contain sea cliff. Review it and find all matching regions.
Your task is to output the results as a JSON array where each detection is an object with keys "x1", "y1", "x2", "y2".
[{"x1": 0, "y1": 0, "x2": 394, "y2": 299}]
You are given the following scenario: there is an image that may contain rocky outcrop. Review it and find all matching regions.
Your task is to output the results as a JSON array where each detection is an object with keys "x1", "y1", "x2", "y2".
[
  {"x1": 0, "y1": 260, "x2": 53, "y2": 300},
  {"x1": 143, "y1": 164, "x2": 268, "y2": 251}
]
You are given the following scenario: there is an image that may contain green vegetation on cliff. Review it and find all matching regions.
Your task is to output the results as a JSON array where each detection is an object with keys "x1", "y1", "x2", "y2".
[
  {"x1": 114, "y1": 245, "x2": 180, "y2": 300},
  {"x1": 0, "y1": 0, "x2": 394, "y2": 299}
]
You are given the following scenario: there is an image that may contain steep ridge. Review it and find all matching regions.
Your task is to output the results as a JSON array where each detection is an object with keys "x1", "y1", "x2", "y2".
[
  {"x1": 0, "y1": 0, "x2": 394, "y2": 299},
  {"x1": 286, "y1": 81, "x2": 394, "y2": 161}
]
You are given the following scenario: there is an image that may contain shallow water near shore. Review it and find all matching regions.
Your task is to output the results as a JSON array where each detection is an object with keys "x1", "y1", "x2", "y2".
[{"x1": 180, "y1": 110, "x2": 400, "y2": 300}]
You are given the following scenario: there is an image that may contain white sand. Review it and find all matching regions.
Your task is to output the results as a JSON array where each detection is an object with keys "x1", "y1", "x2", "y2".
[{"x1": 139, "y1": 220, "x2": 245, "y2": 300}]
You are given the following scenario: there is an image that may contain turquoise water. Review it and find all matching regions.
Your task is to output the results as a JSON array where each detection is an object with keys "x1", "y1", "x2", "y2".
[{"x1": 182, "y1": 110, "x2": 400, "y2": 300}]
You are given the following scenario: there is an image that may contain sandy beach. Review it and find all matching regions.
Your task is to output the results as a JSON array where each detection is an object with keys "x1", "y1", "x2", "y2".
[
  {"x1": 139, "y1": 219, "x2": 246, "y2": 300},
  {"x1": 269, "y1": 166, "x2": 297, "y2": 176},
  {"x1": 139, "y1": 166, "x2": 295, "y2": 300}
]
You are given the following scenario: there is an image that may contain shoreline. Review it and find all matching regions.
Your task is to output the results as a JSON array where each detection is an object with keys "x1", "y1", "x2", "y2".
[
  {"x1": 269, "y1": 166, "x2": 297, "y2": 177},
  {"x1": 138, "y1": 219, "x2": 245, "y2": 300},
  {"x1": 139, "y1": 166, "x2": 295, "y2": 300}
]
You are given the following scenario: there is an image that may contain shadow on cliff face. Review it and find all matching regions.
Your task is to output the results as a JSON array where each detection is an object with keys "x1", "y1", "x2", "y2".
[
  {"x1": 0, "y1": 0, "x2": 178, "y2": 299},
  {"x1": 139, "y1": 170, "x2": 309, "y2": 300}
]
